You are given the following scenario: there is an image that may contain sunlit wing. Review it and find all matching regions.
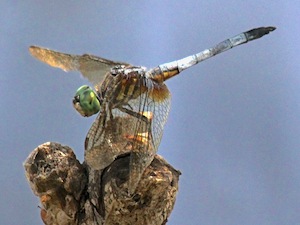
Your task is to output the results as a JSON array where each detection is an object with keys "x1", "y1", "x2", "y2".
[
  {"x1": 125, "y1": 85, "x2": 171, "y2": 194},
  {"x1": 84, "y1": 76, "x2": 171, "y2": 193},
  {"x1": 29, "y1": 45, "x2": 131, "y2": 87}
]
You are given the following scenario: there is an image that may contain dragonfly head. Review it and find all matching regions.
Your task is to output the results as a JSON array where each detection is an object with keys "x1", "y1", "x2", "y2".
[{"x1": 72, "y1": 85, "x2": 100, "y2": 117}]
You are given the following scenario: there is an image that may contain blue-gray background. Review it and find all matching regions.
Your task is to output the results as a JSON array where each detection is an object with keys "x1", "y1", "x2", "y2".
[{"x1": 1, "y1": 1, "x2": 299, "y2": 225}]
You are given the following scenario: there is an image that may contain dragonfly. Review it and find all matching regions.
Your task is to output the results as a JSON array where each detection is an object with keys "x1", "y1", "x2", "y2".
[{"x1": 29, "y1": 26, "x2": 275, "y2": 194}]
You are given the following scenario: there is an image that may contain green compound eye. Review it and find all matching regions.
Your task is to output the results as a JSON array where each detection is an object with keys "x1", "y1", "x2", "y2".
[{"x1": 72, "y1": 85, "x2": 100, "y2": 117}]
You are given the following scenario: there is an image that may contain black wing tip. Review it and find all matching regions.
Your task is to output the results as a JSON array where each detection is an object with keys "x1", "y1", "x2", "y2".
[
  {"x1": 29, "y1": 45, "x2": 41, "y2": 51},
  {"x1": 28, "y1": 45, "x2": 39, "y2": 56},
  {"x1": 28, "y1": 45, "x2": 46, "y2": 55}
]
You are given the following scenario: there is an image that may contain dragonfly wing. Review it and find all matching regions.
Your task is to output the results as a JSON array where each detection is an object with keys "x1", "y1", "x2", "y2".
[
  {"x1": 125, "y1": 81, "x2": 171, "y2": 194},
  {"x1": 83, "y1": 75, "x2": 171, "y2": 194},
  {"x1": 84, "y1": 101, "x2": 142, "y2": 170},
  {"x1": 84, "y1": 109, "x2": 116, "y2": 170},
  {"x1": 78, "y1": 54, "x2": 130, "y2": 88},
  {"x1": 29, "y1": 45, "x2": 130, "y2": 87}
]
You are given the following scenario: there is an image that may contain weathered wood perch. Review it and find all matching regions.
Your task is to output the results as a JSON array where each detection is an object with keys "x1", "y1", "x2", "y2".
[{"x1": 24, "y1": 142, "x2": 181, "y2": 225}]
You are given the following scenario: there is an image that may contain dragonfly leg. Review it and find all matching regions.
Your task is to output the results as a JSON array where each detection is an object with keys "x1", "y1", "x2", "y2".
[{"x1": 119, "y1": 107, "x2": 151, "y2": 124}]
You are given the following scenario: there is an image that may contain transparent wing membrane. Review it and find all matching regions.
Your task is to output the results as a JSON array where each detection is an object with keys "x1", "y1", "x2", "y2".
[
  {"x1": 84, "y1": 74, "x2": 171, "y2": 193},
  {"x1": 29, "y1": 46, "x2": 130, "y2": 87}
]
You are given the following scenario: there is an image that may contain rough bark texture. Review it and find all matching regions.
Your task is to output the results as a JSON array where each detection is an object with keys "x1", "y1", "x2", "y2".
[{"x1": 24, "y1": 142, "x2": 181, "y2": 225}]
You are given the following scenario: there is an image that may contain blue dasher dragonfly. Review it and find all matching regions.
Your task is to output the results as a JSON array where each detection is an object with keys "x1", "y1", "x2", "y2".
[{"x1": 29, "y1": 26, "x2": 275, "y2": 194}]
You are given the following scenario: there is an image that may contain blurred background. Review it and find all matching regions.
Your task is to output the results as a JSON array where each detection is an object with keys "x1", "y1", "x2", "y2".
[{"x1": 1, "y1": 1, "x2": 299, "y2": 224}]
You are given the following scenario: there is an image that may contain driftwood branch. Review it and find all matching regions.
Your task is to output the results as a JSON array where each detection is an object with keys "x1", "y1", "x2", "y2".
[{"x1": 24, "y1": 142, "x2": 181, "y2": 225}]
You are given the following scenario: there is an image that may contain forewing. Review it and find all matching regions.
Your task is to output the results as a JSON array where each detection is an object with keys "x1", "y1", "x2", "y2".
[
  {"x1": 29, "y1": 45, "x2": 130, "y2": 87},
  {"x1": 84, "y1": 102, "x2": 145, "y2": 171}
]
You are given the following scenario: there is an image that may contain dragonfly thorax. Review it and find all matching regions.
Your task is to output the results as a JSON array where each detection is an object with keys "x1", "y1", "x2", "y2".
[{"x1": 97, "y1": 66, "x2": 150, "y2": 109}]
